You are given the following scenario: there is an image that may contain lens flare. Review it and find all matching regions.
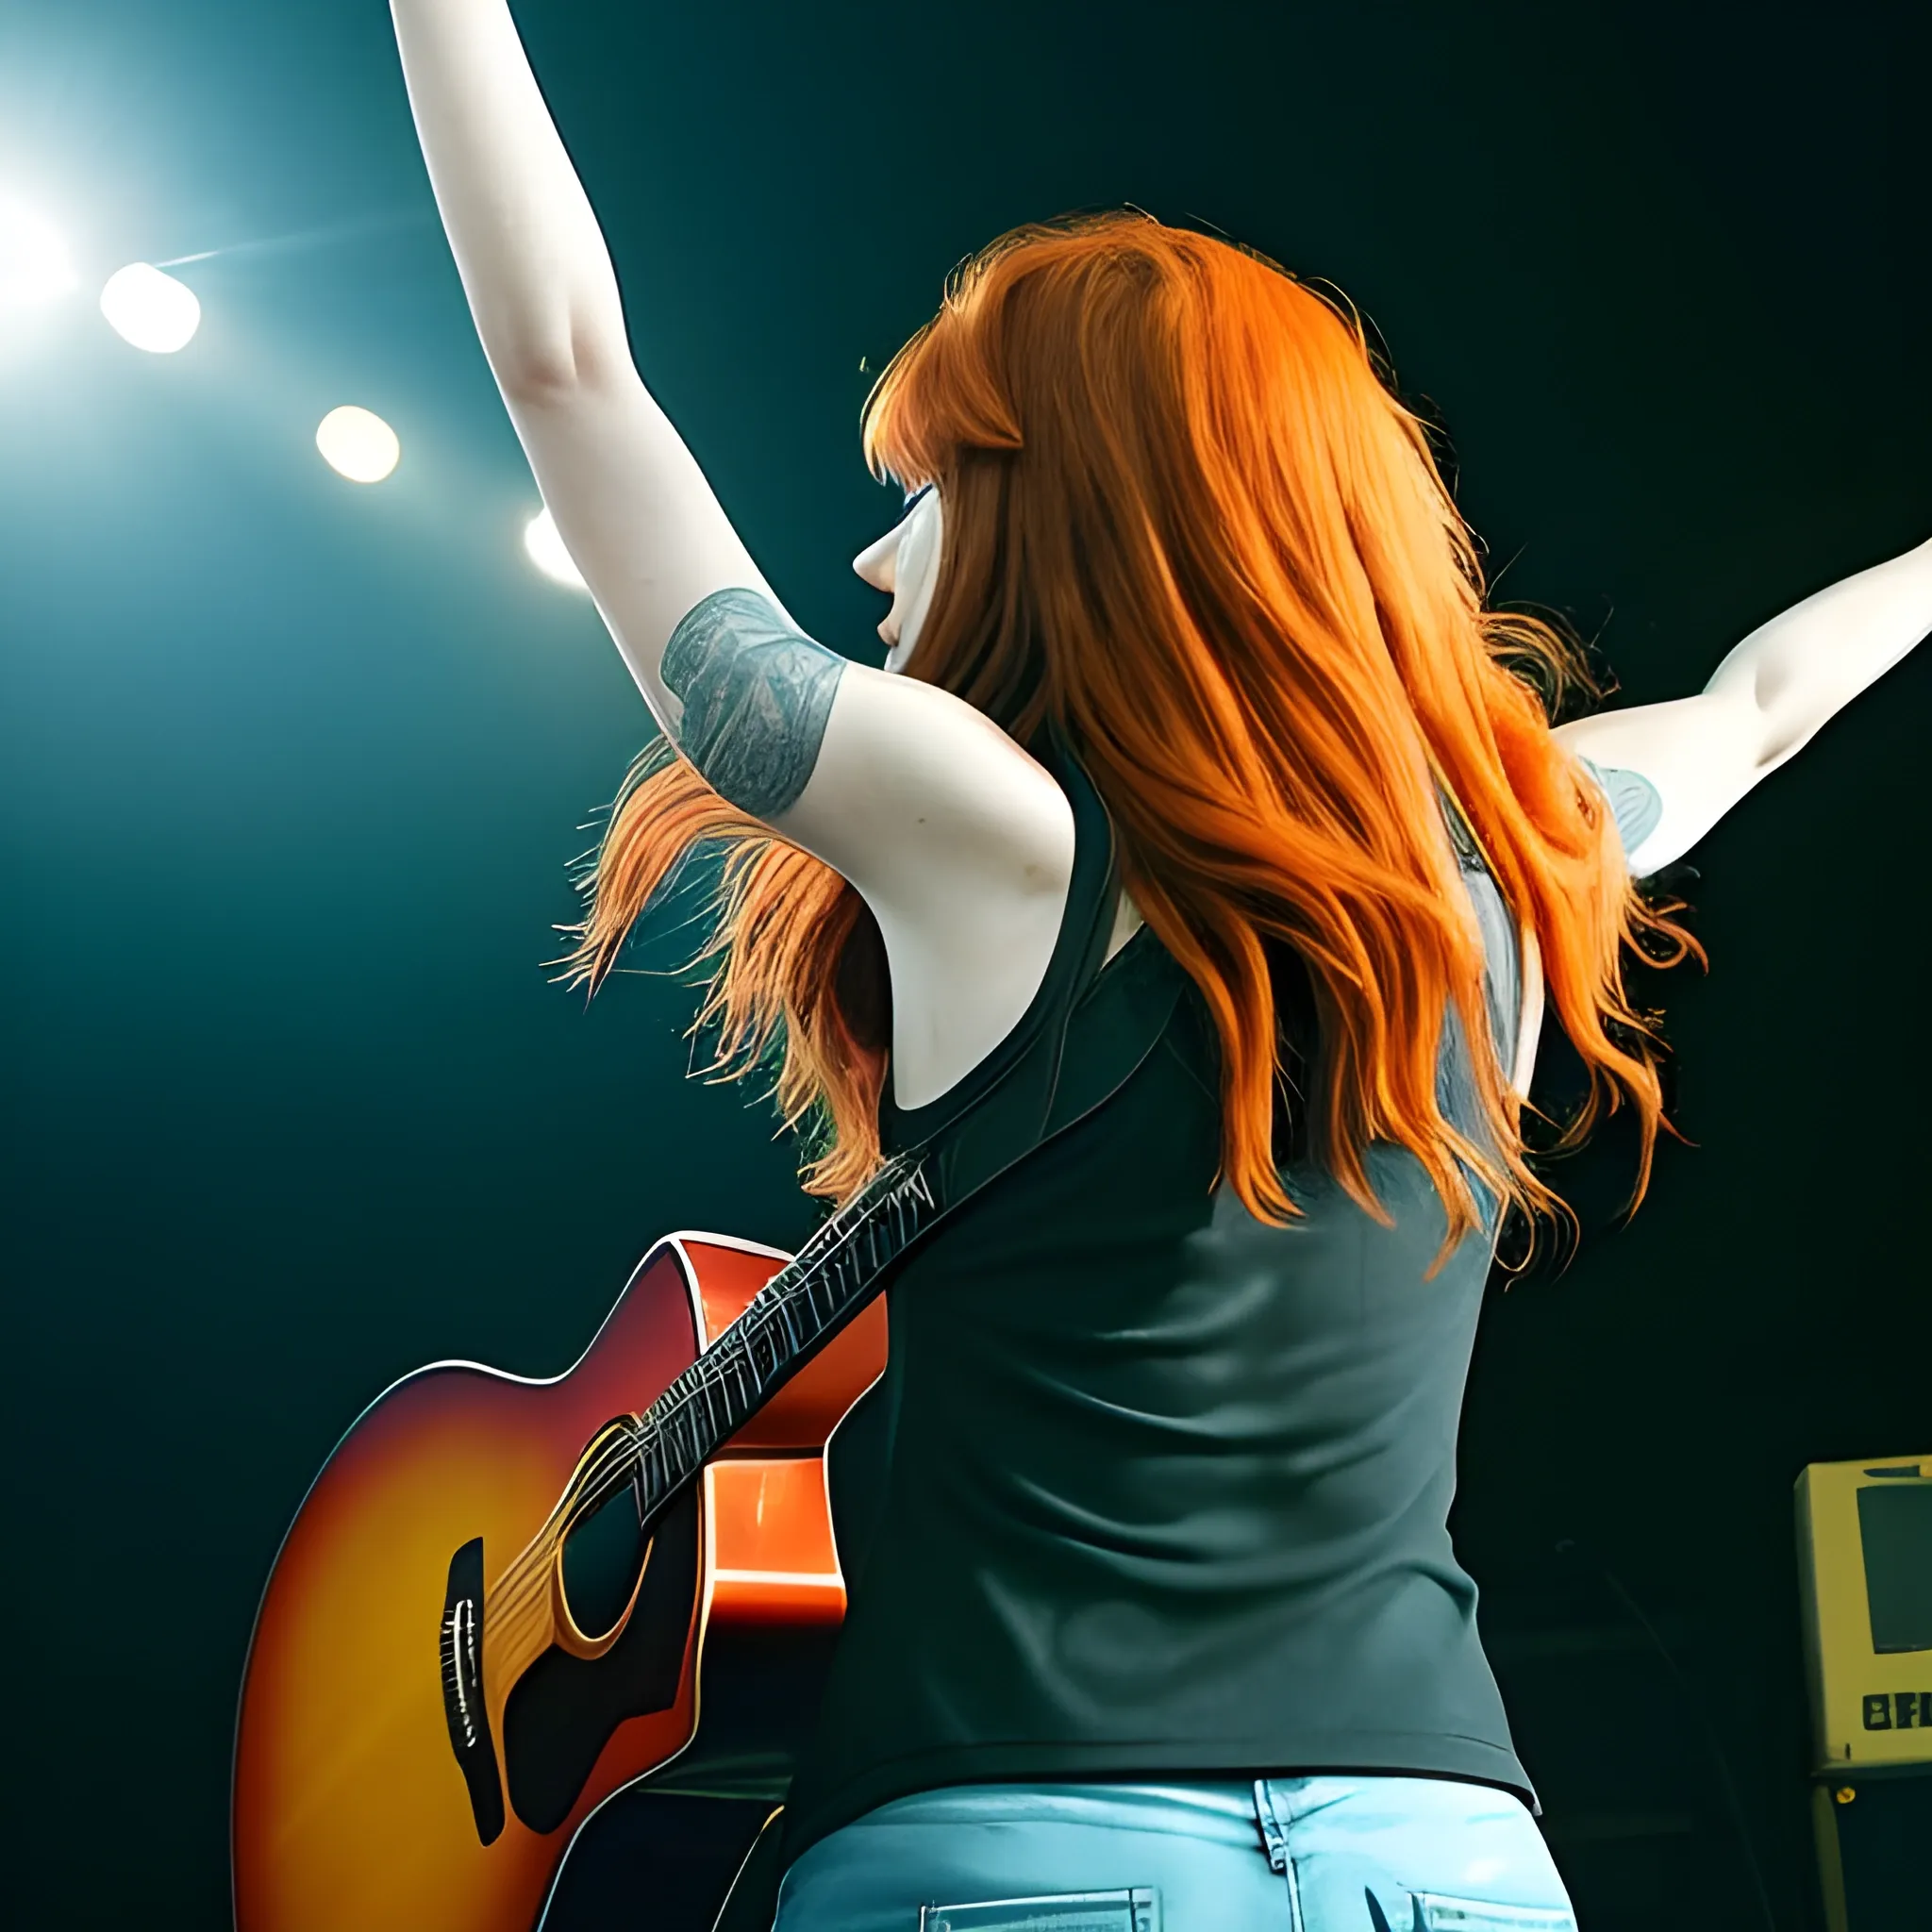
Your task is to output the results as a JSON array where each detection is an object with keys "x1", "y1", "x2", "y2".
[
  {"x1": 524, "y1": 507, "x2": 588, "y2": 591},
  {"x1": 100, "y1": 262, "x2": 202, "y2": 352},
  {"x1": 0, "y1": 198, "x2": 77, "y2": 310},
  {"x1": 316, "y1": 406, "x2": 401, "y2": 484}
]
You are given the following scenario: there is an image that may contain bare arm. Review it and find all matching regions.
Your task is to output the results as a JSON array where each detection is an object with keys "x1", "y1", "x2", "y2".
[
  {"x1": 387, "y1": 0, "x2": 1058, "y2": 840},
  {"x1": 390, "y1": 0, "x2": 774, "y2": 724},
  {"x1": 390, "y1": 0, "x2": 1073, "y2": 1105},
  {"x1": 1556, "y1": 536, "x2": 1932, "y2": 875}
]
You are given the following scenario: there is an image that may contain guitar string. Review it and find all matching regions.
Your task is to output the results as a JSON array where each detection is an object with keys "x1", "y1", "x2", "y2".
[
  {"x1": 484, "y1": 1273, "x2": 848, "y2": 1632},
  {"x1": 487, "y1": 1159, "x2": 934, "y2": 1632},
  {"x1": 482, "y1": 1343, "x2": 798, "y2": 1639},
  {"x1": 483, "y1": 1160, "x2": 932, "y2": 1633},
  {"x1": 599, "y1": 1158, "x2": 927, "y2": 1516}
]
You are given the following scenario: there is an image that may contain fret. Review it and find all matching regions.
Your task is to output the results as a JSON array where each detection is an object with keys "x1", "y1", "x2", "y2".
[
  {"x1": 634, "y1": 1436, "x2": 659, "y2": 1517},
  {"x1": 748, "y1": 1317, "x2": 780, "y2": 1385},
  {"x1": 777, "y1": 1296, "x2": 807, "y2": 1356}
]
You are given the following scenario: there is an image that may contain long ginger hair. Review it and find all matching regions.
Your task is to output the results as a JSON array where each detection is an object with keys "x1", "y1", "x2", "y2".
[{"x1": 562, "y1": 212, "x2": 1688, "y2": 1245}]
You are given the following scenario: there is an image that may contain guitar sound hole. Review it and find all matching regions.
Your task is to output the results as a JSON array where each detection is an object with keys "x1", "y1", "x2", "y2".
[{"x1": 560, "y1": 1478, "x2": 647, "y2": 1641}]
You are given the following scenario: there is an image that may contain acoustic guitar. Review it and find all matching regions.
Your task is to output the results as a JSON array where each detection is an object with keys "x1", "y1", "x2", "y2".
[{"x1": 232, "y1": 1152, "x2": 940, "y2": 1932}]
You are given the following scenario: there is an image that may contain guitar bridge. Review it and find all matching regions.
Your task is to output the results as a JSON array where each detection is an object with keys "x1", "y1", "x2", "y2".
[{"x1": 440, "y1": 1537, "x2": 507, "y2": 1845}]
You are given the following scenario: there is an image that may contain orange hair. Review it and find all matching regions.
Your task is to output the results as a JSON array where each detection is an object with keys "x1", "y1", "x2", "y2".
[{"x1": 563, "y1": 212, "x2": 1689, "y2": 1245}]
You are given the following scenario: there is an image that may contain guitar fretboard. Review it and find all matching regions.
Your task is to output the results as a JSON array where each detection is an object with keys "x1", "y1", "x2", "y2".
[{"x1": 625, "y1": 1153, "x2": 937, "y2": 1524}]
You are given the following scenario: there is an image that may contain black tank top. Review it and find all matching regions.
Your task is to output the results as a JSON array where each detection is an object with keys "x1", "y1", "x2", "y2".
[{"x1": 780, "y1": 755, "x2": 1532, "y2": 1859}]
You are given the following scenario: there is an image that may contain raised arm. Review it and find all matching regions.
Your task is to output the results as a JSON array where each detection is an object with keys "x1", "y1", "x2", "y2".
[
  {"x1": 391, "y1": 1, "x2": 1074, "y2": 1106},
  {"x1": 390, "y1": 0, "x2": 774, "y2": 725},
  {"x1": 1556, "y1": 535, "x2": 1932, "y2": 875},
  {"x1": 389, "y1": 0, "x2": 1063, "y2": 842}
]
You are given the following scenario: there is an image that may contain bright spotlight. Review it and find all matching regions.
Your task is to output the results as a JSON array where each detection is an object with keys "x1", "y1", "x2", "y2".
[
  {"x1": 316, "y1": 405, "x2": 401, "y2": 484},
  {"x1": 523, "y1": 507, "x2": 588, "y2": 591},
  {"x1": 0, "y1": 198, "x2": 77, "y2": 310},
  {"x1": 99, "y1": 262, "x2": 201, "y2": 353}
]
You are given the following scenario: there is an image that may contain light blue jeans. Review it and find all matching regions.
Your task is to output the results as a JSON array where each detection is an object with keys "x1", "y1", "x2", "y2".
[{"x1": 773, "y1": 1778, "x2": 1578, "y2": 1931}]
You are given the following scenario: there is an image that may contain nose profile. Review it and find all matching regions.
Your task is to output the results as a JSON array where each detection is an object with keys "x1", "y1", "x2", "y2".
[{"x1": 853, "y1": 525, "x2": 899, "y2": 594}]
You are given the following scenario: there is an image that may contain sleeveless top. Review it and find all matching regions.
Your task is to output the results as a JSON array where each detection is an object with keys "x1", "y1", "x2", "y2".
[{"x1": 779, "y1": 753, "x2": 1532, "y2": 1860}]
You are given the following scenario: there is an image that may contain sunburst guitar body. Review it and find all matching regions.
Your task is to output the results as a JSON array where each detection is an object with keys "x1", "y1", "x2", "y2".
[{"x1": 232, "y1": 1231, "x2": 886, "y2": 1932}]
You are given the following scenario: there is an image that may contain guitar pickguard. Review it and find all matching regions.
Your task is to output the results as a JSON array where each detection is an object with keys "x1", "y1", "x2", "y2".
[{"x1": 500, "y1": 1486, "x2": 702, "y2": 1834}]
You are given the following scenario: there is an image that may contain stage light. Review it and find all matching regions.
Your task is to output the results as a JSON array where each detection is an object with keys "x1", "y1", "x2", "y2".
[
  {"x1": 0, "y1": 197, "x2": 76, "y2": 310},
  {"x1": 316, "y1": 405, "x2": 400, "y2": 483},
  {"x1": 523, "y1": 507, "x2": 588, "y2": 591},
  {"x1": 99, "y1": 262, "x2": 201, "y2": 352}
]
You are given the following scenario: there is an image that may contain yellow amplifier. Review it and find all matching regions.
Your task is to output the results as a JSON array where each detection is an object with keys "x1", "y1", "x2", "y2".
[{"x1": 1794, "y1": 1455, "x2": 1932, "y2": 1772}]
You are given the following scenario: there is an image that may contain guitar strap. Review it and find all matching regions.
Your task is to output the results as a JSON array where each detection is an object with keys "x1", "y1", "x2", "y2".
[
  {"x1": 785, "y1": 738, "x2": 1183, "y2": 1373},
  {"x1": 901, "y1": 743, "x2": 1181, "y2": 1222}
]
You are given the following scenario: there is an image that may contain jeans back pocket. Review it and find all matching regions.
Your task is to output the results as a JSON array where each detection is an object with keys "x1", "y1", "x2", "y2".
[
  {"x1": 920, "y1": 1890, "x2": 1159, "y2": 1932},
  {"x1": 1407, "y1": 1895, "x2": 1575, "y2": 1932}
]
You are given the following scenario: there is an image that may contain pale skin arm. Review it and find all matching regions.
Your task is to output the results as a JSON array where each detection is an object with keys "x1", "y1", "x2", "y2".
[
  {"x1": 388, "y1": 0, "x2": 767, "y2": 709},
  {"x1": 1556, "y1": 537, "x2": 1932, "y2": 877},
  {"x1": 389, "y1": 0, "x2": 1072, "y2": 1107}
]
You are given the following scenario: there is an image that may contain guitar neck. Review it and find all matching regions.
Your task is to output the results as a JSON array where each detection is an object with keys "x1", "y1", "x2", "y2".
[{"x1": 628, "y1": 1153, "x2": 935, "y2": 1523}]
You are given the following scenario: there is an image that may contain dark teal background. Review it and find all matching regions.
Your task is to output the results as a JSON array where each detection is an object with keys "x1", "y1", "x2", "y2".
[{"x1": 2, "y1": 2, "x2": 1927, "y2": 1926}]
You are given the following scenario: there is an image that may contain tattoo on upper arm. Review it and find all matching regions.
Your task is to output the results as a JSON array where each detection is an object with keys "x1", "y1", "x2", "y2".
[
  {"x1": 661, "y1": 588, "x2": 846, "y2": 818},
  {"x1": 1578, "y1": 756, "x2": 1664, "y2": 858}
]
